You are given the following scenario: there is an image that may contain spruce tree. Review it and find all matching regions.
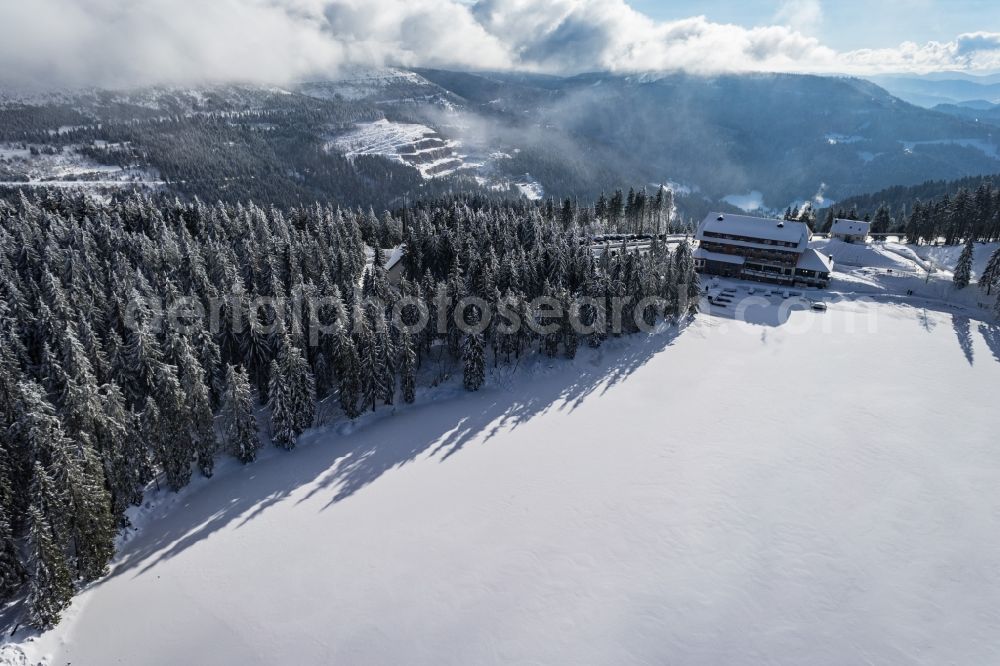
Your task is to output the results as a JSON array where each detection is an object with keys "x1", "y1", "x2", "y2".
[
  {"x1": 954, "y1": 236, "x2": 974, "y2": 289},
  {"x1": 267, "y1": 360, "x2": 296, "y2": 450},
  {"x1": 12, "y1": 380, "x2": 112, "y2": 581},
  {"x1": 981, "y1": 246, "x2": 1000, "y2": 296},
  {"x1": 140, "y1": 396, "x2": 161, "y2": 468},
  {"x1": 561, "y1": 290, "x2": 578, "y2": 359},
  {"x1": 122, "y1": 324, "x2": 162, "y2": 404},
  {"x1": 153, "y1": 367, "x2": 194, "y2": 491},
  {"x1": 222, "y1": 364, "x2": 261, "y2": 464},
  {"x1": 371, "y1": 305, "x2": 395, "y2": 406},
  {"x1": 355, "y1": 308, "x2": 383, "y2": 412},
  {"x1": 0, "y1": 500, "x2": 24, "y2": 600},
  {"x1": 26, "y1": 501, "x2": 73, "y2": 630},
  {"x1": 284, "y1": 342, "x2": 316, "y2": 436},
  {"x1": 338, "y1": 337, "x2": 363, "y2": 419},
  {"x1": 463, "y1": 333, "x2": 485, "y2": 391},
  {"x1": 98, "y1": 382, "x2": 149, "y2": 522},
  {"x1": 400, "y1": 329, "x2": 416, "y2": 404},
  {"x1": 176, "y1": 337, "x2": 217, "y2": 478},
  {"x1": 872, "y1": 205, "x2": 892, "y2": 234},
  {"x1": 71, "y1": 445, "x2": 116, "y2": 582}
]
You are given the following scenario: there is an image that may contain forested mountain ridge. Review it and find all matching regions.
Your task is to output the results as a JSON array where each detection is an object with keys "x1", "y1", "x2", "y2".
[
  {"x1": 3, "y1": 69, "x2": 1000, "y2": 216},
  {"x1": 932, "y1": 102, "x2": 1000, "y2": 128},
  {"x1": 0, "y1": 82, "x2": 499, "y2": 210}
]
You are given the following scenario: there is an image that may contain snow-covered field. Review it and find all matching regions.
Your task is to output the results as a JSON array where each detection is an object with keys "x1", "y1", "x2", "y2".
[
  {"x1": 0, "y1": 143, "x2": 160, "y2": 189},
  {"x1": 327, "y1": 119, "x2": 467, "y2": 179},
  {"x1": 7, "y1": 287, "x2": 1000, "y2": 665}
]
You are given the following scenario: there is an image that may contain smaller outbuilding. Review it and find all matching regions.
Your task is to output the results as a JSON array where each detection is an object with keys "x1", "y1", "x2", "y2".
[
  {"x1": 384, "y1": 245, "x2": 406, "y2": 286},
  {"x1": 830, "y1": 218, "x2": 870, "y2": 243}
]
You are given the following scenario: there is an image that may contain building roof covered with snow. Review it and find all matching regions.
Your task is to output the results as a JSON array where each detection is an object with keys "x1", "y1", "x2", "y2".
[
  {"x1": 795, "y1": 248, "x2": 834, "y2": 274},
  {"x1": 383, "y1": 244, "x2": 405, "y2": 271},
  {"x1": 831, "y1": 218, "x2": 870, "y2": 238},
  {"x1": 694, "y1": 212, "x2": 829, "y2": 287},
  {"x1": 696, "y1": 212, "x2": 810, "y2": 252},
  {"x1": 693, "y1": 247, "x2": 746, "y2": 265}
]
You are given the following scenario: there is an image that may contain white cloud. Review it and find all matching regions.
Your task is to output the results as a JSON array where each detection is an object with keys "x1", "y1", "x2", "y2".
[
  {"x1": 774, "y1": 0, "x2": 823, "y2": 34},
  {"x1": 0, "y1": 0, "x2": 998, "y2": 88}
]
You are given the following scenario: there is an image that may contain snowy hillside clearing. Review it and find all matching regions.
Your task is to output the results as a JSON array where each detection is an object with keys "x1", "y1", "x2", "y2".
[
  {"x1": 0, "y1": 142, "x2": 160, "y2": 188},
  {"x1": 326, "y1": 119, "x2": 543, "y2": 198},
  {"x1": 7, "y1": 296, "x2": 1000, "y2": 666},
  {"x1": 515, "y1": 177, "x2": 544, "y2": 200},
  {"x1": 328, "y1": 119, "x2": 467, "y2": 179}
]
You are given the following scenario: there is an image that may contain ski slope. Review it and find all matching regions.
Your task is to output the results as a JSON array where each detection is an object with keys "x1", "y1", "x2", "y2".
[{"x1": 11, "y1": 297, "x2": 1000, "y2": 666}]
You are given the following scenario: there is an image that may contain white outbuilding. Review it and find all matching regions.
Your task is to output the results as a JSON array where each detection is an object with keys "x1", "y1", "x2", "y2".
[{"x1": 830, "y1": 218, "x2": 870, "y2": 243}]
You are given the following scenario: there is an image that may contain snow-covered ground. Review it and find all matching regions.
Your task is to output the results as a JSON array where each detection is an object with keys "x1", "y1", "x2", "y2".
[
  {"x1": 327, "y1": 119, "x2": 544, "y2": 198},
  {"x1": 0, "y1": 143, "x2": 160, "y2": 188},
  {"x1": 515, "y1": 177, "x2": 544, "y2": 200},
  {"x1": 6, "y1": 280, "x2": 1000, "y2": 664},
  {"x1": 811, "y1": 238, "x2": 1000, "y2": 315},
  {"x1": 327, "y1": 119, "x2": 467, "y2": 179}
]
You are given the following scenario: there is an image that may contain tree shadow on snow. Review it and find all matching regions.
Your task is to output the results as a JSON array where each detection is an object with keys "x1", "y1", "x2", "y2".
[
  {"x1": 978, "y1": 322, "x2": 1000, "y2": 365},
  {"x1": 101, "y1": 324, "x2": 686, "y2": 584},
  {"x1": 951, "y1": 314, "x2": 975, "y2": 366}
]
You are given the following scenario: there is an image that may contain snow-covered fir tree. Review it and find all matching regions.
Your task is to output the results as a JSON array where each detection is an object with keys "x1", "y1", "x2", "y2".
[
  {"x1": 26, "y1": 500, "x2": 73, "y2": 630},
  {"x1": 268, "y1": 360, "x2": 296, "y2": 450},
  {"x1": 222, "y1": 364, "x2": 261, "y2": 464},
  {"x1": 463, "y1": 333, "x2": 486, "y2": 391},
  {"x1": 173, "y1": 334, "x2": 217, "y2": 478},
  {"x1": 953, "y1": 236, "x2": 975, "y2": 289},
  {"x1": 338, "y1": 336, "x2": 363, "y2": 419},
  {"x1": 400, "y1": 329, "x2": 417, "y2": 404},
  {"x1": 980, "y1": 246, "x2": 1000, "y2": 296},
  {"x1": 152, "y1": 367, "x2": 195, "y2": 491}
]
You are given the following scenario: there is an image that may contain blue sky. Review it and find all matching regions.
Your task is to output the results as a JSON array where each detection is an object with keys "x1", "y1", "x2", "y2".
[{"x1": 630, "y1": 0, "x2": 998, "y2": 51}]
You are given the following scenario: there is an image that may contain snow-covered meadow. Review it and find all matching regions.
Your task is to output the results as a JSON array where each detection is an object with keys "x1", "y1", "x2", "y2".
[
  {"x1": 0, "y1": 142, "x2": 160, "y2": 189},
  {"x1": 8, "y1": 288, "x2": 1000, "y2": 665}
]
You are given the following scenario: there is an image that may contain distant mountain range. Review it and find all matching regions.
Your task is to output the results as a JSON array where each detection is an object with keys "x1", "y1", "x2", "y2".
[
  {"x1": 3, "y1": 68, "x2": 1000, "y2": 216},
  {"x1": 867, "y1": 73, "x2": 1000, "y2": 108},
  {"x1": 932, "y1": 101, "x2": 1000, "y2": 128}
]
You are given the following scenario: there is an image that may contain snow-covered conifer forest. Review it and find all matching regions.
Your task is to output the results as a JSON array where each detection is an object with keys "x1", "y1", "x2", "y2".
[
  {"x1": 0, "y1": 189, "x2": 700, "y2": 630},
  {"x1": 1, "y1": 176, "x2": 1000, "y2": 665}
]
